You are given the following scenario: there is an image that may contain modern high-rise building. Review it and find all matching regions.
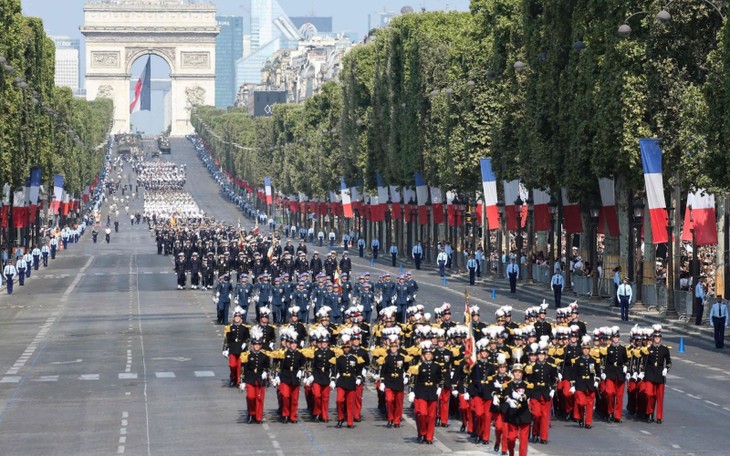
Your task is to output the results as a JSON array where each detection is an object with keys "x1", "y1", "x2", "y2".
[
  {"x1": 235, "y1": 0, "x2": 301, "y2": 90},
  {"x1": 215, "y1": 16, "x2": 244, "y2": 108},
  {"x1": 290, "y1": 16, "x2": 333, "y2": 34},
  {"x1": 368, "y1": 10, "x2": 399, "y2": 32},
  {"x1": 51, "y1": 36, "x2": 80, "y2": 92}
]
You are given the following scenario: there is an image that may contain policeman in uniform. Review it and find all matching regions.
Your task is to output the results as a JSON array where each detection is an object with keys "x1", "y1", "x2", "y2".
[
  {"x1": 4, "y1": 260, "x2": 18, "y2": 294},
  {"x1": 41, "y1": 242, "x2": 50, "y2": 267},
  {"x1": 50, "y1": 235, "x2": 58, "y2": 259},
  {"x1": 467, "y1": 254, "x2": 478, "y2": 285},
  {"x1": 551, "y1": 271, "x2": 564, "y2": 308},
  {"x1": 507, "y1": 257, "x2": 519, "y2": 293},
  {"x1": 31, "y1": 245, "x2": 41, "y2": 271},
  {"x1": 16, "y1": 255, "x2": 27, "y2": 286},
  {"x1": 412, "y1": 241, "x2": 423, "y2": 270}
]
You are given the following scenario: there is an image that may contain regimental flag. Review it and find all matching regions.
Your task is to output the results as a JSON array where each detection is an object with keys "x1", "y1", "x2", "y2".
[
  {"x1": 389, "y1": 185, "x2": 402, "y2": 219},
  {"x1": 130, "y1": 56, "x2": 151, "y2": 113},
  {"x1": 682, "y1": 189, "x2": 718, "y2": 246},
  {"x1": 598, "y1": 178, "x2": 620, "y2": 236},
  {"x1": 463, "y1": 293, "x2": 476, "y2": 369},
  {"x1": 264, "y1": 177, "x2": 273, "y2": 205},
  {"x1": 479, "y1": 158, "x2": 500, "y2": 230},
  {"x1": 640, "y1": 138, "x2": 668, "y2": 244},
  {"x1": 414, "y1": 172, "x2": 429, "y2": 225},
  {"x1": 431, "y1": 187, "x2": 445, "y2": 224},
  {"x1": 532, "y1": 189, "x2": 551, "y2": 232},
  {"x1": 561, "y1": 189, "x2": 583, "y2": 234},
  {"x1": 341, "y1": 177, "x2": 353, "y2": 218}
]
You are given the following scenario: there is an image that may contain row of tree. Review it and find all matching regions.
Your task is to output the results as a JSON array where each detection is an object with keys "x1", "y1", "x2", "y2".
[
  {"x1": 0, "y1": 0, "x2": 113, "y2": 201},
  {"x1": 194, "y1": 0, "x2": 730, "y2": 206}
]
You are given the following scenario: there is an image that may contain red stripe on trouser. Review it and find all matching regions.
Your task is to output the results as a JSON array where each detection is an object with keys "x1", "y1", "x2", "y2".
[
  {"x1": 278, "y1": 383, "x2": 300, "y2": 421},
  {"x1": 385, "y1": 388, "x2": 404, "y2": 424},
  {"x1": 574, "y1": 390, "x2": 595, "y2": 425},
  {"x1": 507, "y1": 422, "x2": 530, "y2": 456},
  {"x1": 604, "y1": 379, "x2": 626, "y2": 419},
  {"x1": 458, "y1": 394, "x2": 472, "y2": 432},
  {"x1": 644, "y1": 381, "x2": 665, "y2": 419},
  {"x1": 354, "y1": 383, "x2": 364, "y2": 420},
  {"x1": 336, "y1": 387, "x2": 356, "y2": 425},
  {"x1": 413, "y1": 398, "x2": 437, "y2": 441},
  {"x1": 246, "y1": 385, "x2": 266, "y2": 421},
  {"x1": 438, "y1": 387, "x2": 451, "y2": 424},
  {"x1": 312, "y1": 383, "x2": 331, "y2": 420},
  {"x1": 529, "y1": 397, "x2": 551, "y2": 440},
  {"x1": 493, "y1": 412, "x2": 506, "y2": 453},
  {"x1": 228, "y1": 354, "x2": 241, "y2": 383}
]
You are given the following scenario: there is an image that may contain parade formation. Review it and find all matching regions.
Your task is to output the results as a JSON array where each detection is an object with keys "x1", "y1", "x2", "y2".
[{"x1": 121, "y1": 136, "x2": 673, "y2": 456}]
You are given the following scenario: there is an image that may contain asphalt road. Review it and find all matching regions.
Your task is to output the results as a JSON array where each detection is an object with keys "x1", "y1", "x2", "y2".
[{"x1": 0, "y1": 137, "x2": 728, "y2": 456}]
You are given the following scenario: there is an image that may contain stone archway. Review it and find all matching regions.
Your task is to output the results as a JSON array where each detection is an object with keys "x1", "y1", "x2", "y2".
[{"x1": 81, "y1": 0, "x2": 219, "y2": 136}]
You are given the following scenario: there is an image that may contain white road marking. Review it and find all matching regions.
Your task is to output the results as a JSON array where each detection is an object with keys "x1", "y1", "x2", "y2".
[
  {"x1": 680, "y1": 359, "x2": 695, "y2": 364},
  {"x1": 154, "y1": 372, "x2": 175, "y2": 378},
  {"x1": 0, "y1": 376, "x2": 22, "y2": 383},
  {"x1": 194, "y1": 371, "x2": 215, "y2": 377},
  {"x1": 671, "y1": 388, "x2": 684, "y2": 393},
  {"x1": 672, "y1": 444, "x2": 681, "y2": 449},
  {"x1": 640, "y1": 430, "x2": 651, "y2": 435},
  {"x1": 49, "y1": 359, "x2": 82, "y2": 365},
  {"x1": 705, "y1": 400, "x2": 720, "y2": 406},
  {"x1": 33, "y1": 376, "x2": 59, "y2": 382},
  {"x1": 118, "y1": 373, "x2": 138, "y2": 380},
  {"x1": 79, "y1": 374, "x2": 99, "y2": 381},
  {"x1": 687, "y1": 394, "x2": 702, "y2": 400}
]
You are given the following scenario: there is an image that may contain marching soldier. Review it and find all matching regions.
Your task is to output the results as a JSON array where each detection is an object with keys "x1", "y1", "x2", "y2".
[
  {"x1": 270, "y1": 327, "x2": 306, "y2": 423},
  {"x1": 174, "y1": 252, "x2": 186, "y2": 290},
  {"x1": 377, "y1": 333, "x2": 412, "y2": 428},
  {"x1": 490, "y1": 353, "x2": 512, "y2": 453},
  {"x1": 571, "y1": 335, "x2": 600, "y2": 429},
  {"x1": 189, "y1": 252, "x2": 202, "y2": 289},
  {"x1": 222, "y1": 307, "x2": 250, "y2": 387},
  {"x1": 408, "y1": 340, "x2": 443, "y2": 444},
  {"x1": 240, "y1": 326, "x2": 270, "y2": 424},
  {"x1": 16, "y1": 255, "x2": 27, "y2": 286},
  {"x1": 31, "y1": 245, "x2": 41, "y2": 271},
  {"x1": 334, "y1": 329, "x2": 365, "y2": 428},
  {"x1": 304, "y1": 327, "x2": 335, "y2": 422},
  {"x1": 526, "y1": 341, "x2": 558, "y2": 444},
  {"x1": 350, "y1": 326, "x2": 370, "y2": 423},
  {"x1": 642, "y1": 325, "x2": 671, "y2": 423},
  {"x1": 215, "y1": 274, "x2": 234, "y2": 325},
  {"x1": 4, "y1": 260, "x2": 18, "y2": 294},
  {"x1": 601, "y1": 326, "x2": 628, "y2": 423},
  {"x1": 469, "y1": 340, "x2": 497, "y2": 445},
  {"x1": 503, "y1": 363, "x2": 532, "y2": 456},
  {"x1": 49, "y1": 235, "x2": 58, "y2": 259}
]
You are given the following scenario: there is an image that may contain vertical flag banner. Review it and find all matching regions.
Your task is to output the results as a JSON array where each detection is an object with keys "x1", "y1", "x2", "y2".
[
  {"x1": 389, "y1": 185, "x2": 402, "y2": 219},
  {"x1": 681, "y1": 189, "x2": 717, "y2": 245},
  {"x1": 130, "y1": 56, "x2": 151, "y2": 113},
  {"x1": 414, "y1": 172, "x2": 429, "y2": 225},
  {"x1": 463, "y1": 296, "x2": 476, "y2": 369},
  {"x1": 503, "y1": 180, "x2": 522, "y2": 230},
  {"x1": 640, "y1": 138, "x2": 668, "y2": 244},
  {"x1": 446, "y1": 190, "x2": 456, "y2": 226},
  {"x1": 350, "y1": 186, "x2": 361, "y2": 213},
  {"x1": 13, "y1": 188, "x2": 26, "y2": 228},
  {"x1": 598, "y1": 177, "x2": 620, "y2": 236},
  {"x1": 28, "y1": 167, "x2": 42, "y2": 206},
  {"x1": 561, "y1": 189, "x2": 584, "y2": 234},
  {"x1": 479, "y1": 158, "x2": 500, "y2": 230},
  {"x1": 264, "y1": 177, "x2": 273, "y2": 205},
  {"x1": 532, "y1": 189, "x2": 551, "y2": 232},
  {"x1": 341, "y1": 177, "x2": 353, "y2": 218},
  {"x1": 431, "y1": 187, "x2": 445, "y2": 224}
]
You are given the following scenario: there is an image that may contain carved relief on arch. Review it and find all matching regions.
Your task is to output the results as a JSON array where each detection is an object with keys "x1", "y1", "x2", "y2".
[
  {"x1": 125, "y1": 46, "x2": 176, "y2": 71},
  {"x1": 96, "y1": 85, "x2": 114, "y2": 99},
  {"x1": 184, "y1": 85, "x2": 206, "y2": 112}
]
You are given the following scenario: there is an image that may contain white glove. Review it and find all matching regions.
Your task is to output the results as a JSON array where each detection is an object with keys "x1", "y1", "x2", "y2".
[
  {"x1": 493, "y1": 381, "x2": 502, "y2": 389},
  {"x1": 638, "y1": 372, "x2": 645, "y2": 380},
  {"x1": 632, "y1": 372, "x2": 638, "y2": 381},
  {"x1": 507, "y1": 398, "x2": 518, "y2": 408},
  {"x1": 413, "y1": 293, "x2": 417, "y2": 299},
  {"x1": 216, "y1": 292, "x2": 220, "y2": 298},
  {"x1": 593, "y1": 381, "x2": 599, "y2": 389},
  {"x1": 356, "y1": 378, "x2": 362, "y2": 385},
  {"x1": 372, "y1": 374, "x2": 380, "y2": 381},
  {"x1": 452, "y1": 389, "x2": 459, "y2": 397},
  {"x1": 222, "y1": 350, "x2": 229, "y2": 358},
  {"x1": 330, "y1": 381, "x2": 336, "y2": 390},
  {"x1": 569, "y1": 386, "x2": 576, "y2": 395},
  {"x1": 296, "y1": 370, "x2": 304, "y2": 379},
  {"x1": 261, "y1": 372, "x2": 268, "y2": 380},
  {"x1": 557, "y1": 373, "x2": 563, "y2": 381},
  {"x1": 307, "y1": 375, "x2": 314, "y2": 385},
  {"x1": 661, "y1": 367, "x2": 668, "y2": 377},
  {"x1": 228, "y1": 293, "x2": 232, "y2": 300},
  {"x1": 234, "y1": 298, "x2": 239, "y2": 305},
  {"x1": 391, "y1": 296, "x2": 396, "y2": 303},
  {"x1": 379, "y1": 382, "x2": 386, "y2": 392},
  {"x1": 241, "y1": 343, "x2": 247, "y2": 351},
  {"x1": 362, "y1": 368, "x2": 368, "y2": 377},
  {"x1": 463, "y1": 392, "x2": 470, "y2": 401},
  {"x1": 626, "y1": 373, "x2": 631, "y2": 382},
  {"x1": 511, "y1": 390, "x2": 522, "y2": 400},
  {"x1": 549, "y1": 389, "x2": 555, "y2": 399},
  {"x1": 436, "y1": 387, "x2": 442, "y2": 397},
  {"x1": 272, "y1": 376, "x2": 281, "y2": 387},
  {"x1": 212, "y1": 296, "x2": 218, "y2": 304},
  {"x1": 239, "y1": 383, "x2": 246, "y2": 392},
  {"x1": 403, "y1": 376, "x2": 409, "y2": 385},
  {"x1": 450, "y1": 371, "x2": 455, "y2": 379},
  {"x1": 622, "y1": 366, "x2": 628, "y2": 374},
  {"x1": 492, "y1": 396, "x2": 500, "y2": 406},
  {"x1": 408, "y1": 392, "x2": 415, "y2": 403},
  {"x1": 600, "y1": 373, "x2": 606, "y2": 381}
]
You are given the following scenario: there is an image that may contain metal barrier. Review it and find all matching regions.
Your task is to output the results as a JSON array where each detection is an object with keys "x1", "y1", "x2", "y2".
[{"x1": 572, "y1": 275, "x2": 593, "y2": 296}]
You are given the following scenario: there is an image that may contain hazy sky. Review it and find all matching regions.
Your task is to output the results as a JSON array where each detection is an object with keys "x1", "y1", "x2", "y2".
[{"x1": 20, "y1": 0, "x2": 471, "y2": 40}]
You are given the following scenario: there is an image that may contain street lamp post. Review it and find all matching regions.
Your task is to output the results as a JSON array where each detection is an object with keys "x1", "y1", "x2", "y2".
[
  {"x1": 633, "y1": 199, "x2": 646, "y2": 309},
  {"x1": 548, "y1": 197, "x2": 558, "y2": 275},
  {"x1": 526, "y1": 197, "x2": 534, "y2": 284},
  {"x1": 689, "y1": 205, "x2": 698, "y2": 288},
  {"x1": 665, "y1": 206, "x2": 679, "y2": 318},
  {"x1": 515, "y1": 196, "x2": 524, "y2": 281},
  {"x1": 590, "y1": 202, "x2": 600, "y2": 298},
  {"x1": 497, "y1": 201, "x2": 505, "y2": 279}
]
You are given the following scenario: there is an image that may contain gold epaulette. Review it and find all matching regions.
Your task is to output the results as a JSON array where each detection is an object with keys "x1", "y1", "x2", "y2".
[
  {"x1": 268, "y1": 348, "x2": 286, "y2": 359},
  {"x1": 640, "y1": 346, "x2": 650, "y2": 356},
  {"x1": 590, "y1": 347, "x2": 602, "y2": 359},
  {"x1": 356, "y1": 356, "x2": 366, "y2": 364},
  {"x1": 524, "y1": 364, "x2": 534, "y2": 375},
  {"x1": 599, "y1": 347, "x2": 608, "y2": 356},
  {"x1": 300, "y1": 347, "x2": 315, "y2": 358},
  {"x1": 406, "y1": 346, "x2": 421, "y2": 357},
  {"x1": 328, "y1": 356, "x2": 336, "y2": 364},
  {"x1": 376, "y1": 357, "x2": 386, "y2": 365},
  {"x1": 223, "y1": 325, "x2": 231, "y2": 334},
  {"x1": 371, "y1": 346, "x2": 387, "y2": 358},
  {"x1": 407, "y1": 364, "x2": 420, "y2": 375},
  {"x1": 526, "y1": 381, "x2": 534, "y2": 389},
  {"x1": 333, "y1": 346, "x2": 344, "y2": 357},
  {"x1": 240, "y1": 351, "x2": 250, "y2": 363},
  {"x1": 450, "y1": 346, "x2": 462, "y2": 357},
  {"x1": 404, "y1": 355, "x2": 413, "y2": 363}
]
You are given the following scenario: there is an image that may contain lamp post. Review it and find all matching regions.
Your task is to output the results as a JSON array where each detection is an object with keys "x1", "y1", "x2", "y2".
[
  {"x1": 526, "y1": 196, "x2": 534, "y2": 284},
  {"x1": 497, "y1": 201, "x2": 505, "y2": 278},
  {"x1": 385, "y1": 202, "x2": 392, "y2": 251},
  {"x1": 665, "y1": 205, "x2": 679, "y2": 318},
  {"x1": 633, "y1": 199, "x2": 646, "y2": 309},
  {"x1": 408, "y1": 198, "x2": 416, "y2": 258},
  {"x1": 590, "y1": 202, "x2": 600, "y2": 298},
  {"x1": 515, "y1": 196, "x2": 524, "y2": 258},
  {"x1": 457, "y1": 199, "x2": 466, "y2": 269},
  {"x1": 548, "y1": 197, "x2": 558, "y2": 275},
  {"x1": 689, "y1": 205, "x2": 698, "y2": 288}
]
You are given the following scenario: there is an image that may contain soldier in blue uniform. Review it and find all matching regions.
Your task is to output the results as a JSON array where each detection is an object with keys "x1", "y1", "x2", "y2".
[
  {"x1": 235, "y1": 274, "x2": 254, "y2": 323},
  {"x1": 215, "y1": 274, "x2": 234, "y2": 325}
]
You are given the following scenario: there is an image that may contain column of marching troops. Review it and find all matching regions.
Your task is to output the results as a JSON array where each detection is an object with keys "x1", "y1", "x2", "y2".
[{"x1": 148, "y1": 221, "x2": 672, "y2": 456}]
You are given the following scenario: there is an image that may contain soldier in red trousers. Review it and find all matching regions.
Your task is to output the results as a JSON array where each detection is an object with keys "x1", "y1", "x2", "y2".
[
  {"x1": 408, "y1": 340, "x2": 443, "y2": 444},
  {"x1": 601, "y1": 326, "x2": 629, "y2": 423},
  {"x1": 239, "y1": 326, "x2": 270, "y2": 423},
  {"x1": 504, "y1": 363, "x2": 532, "y2": 456},
  {"x1": 526, "y1": 341, "x2": 557, "y2": 444},
  {"x1": 571, "y1": 335, "x2": 600, "y2": 429},
  {"x1": 378, "y1": 334, "x2": 412, "y2": 428},
  {"x1": 642, "y1": 325, "x2": 671, "y2": 423}
]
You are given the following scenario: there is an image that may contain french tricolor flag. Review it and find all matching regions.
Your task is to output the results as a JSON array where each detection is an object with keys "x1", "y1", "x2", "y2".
[
  {"x1": 130, "y1": 56, "x2": 151, "y2": 114},
  {"x1": 532, "y1": 189, "x2": 551, "y2": 232},
  {"x1": 51, "y1": 174, "x2": 64, "y2": 213},
  {"x1": 503, "y1": 180, "x2": 526, "y2": 231},
  {"x1": 375, "y1": 173, "x2": 389, "y2": 222},
  {"x1": 640, "y1": 138, "x2": 668, "y2": 244},
  {"x1": 414, "y1": 172, "x2": 429, "y2": 225},
  {"x1": 431, "y1": 187, "x2": 445, "y2": 224},
  {"x1": 479, "y1": 158, "x2": 500, "y2": 230},
  {"x1": 598, "y1": 178, "x2": 620, "y2": 236},
  {"x1": 389, "y1": 185, "x2": 402, "y2": 219},
  {"x1": 561, "y1": 189, "x2": 583, "y2": 234},
  {"x1": 264, "y1": 177, "x2": 273, "y2": 205},
  {"x1": 681, "y1": 189, "x2": 717, "y2": 245},
  {"x1": 341, "y1": 177, "x2": 353, "y2": 218}
]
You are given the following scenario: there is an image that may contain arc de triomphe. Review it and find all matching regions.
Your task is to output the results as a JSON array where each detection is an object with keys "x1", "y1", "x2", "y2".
[{"x1": 82, "y1": 0, "x2": 219, "y2": 136}]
